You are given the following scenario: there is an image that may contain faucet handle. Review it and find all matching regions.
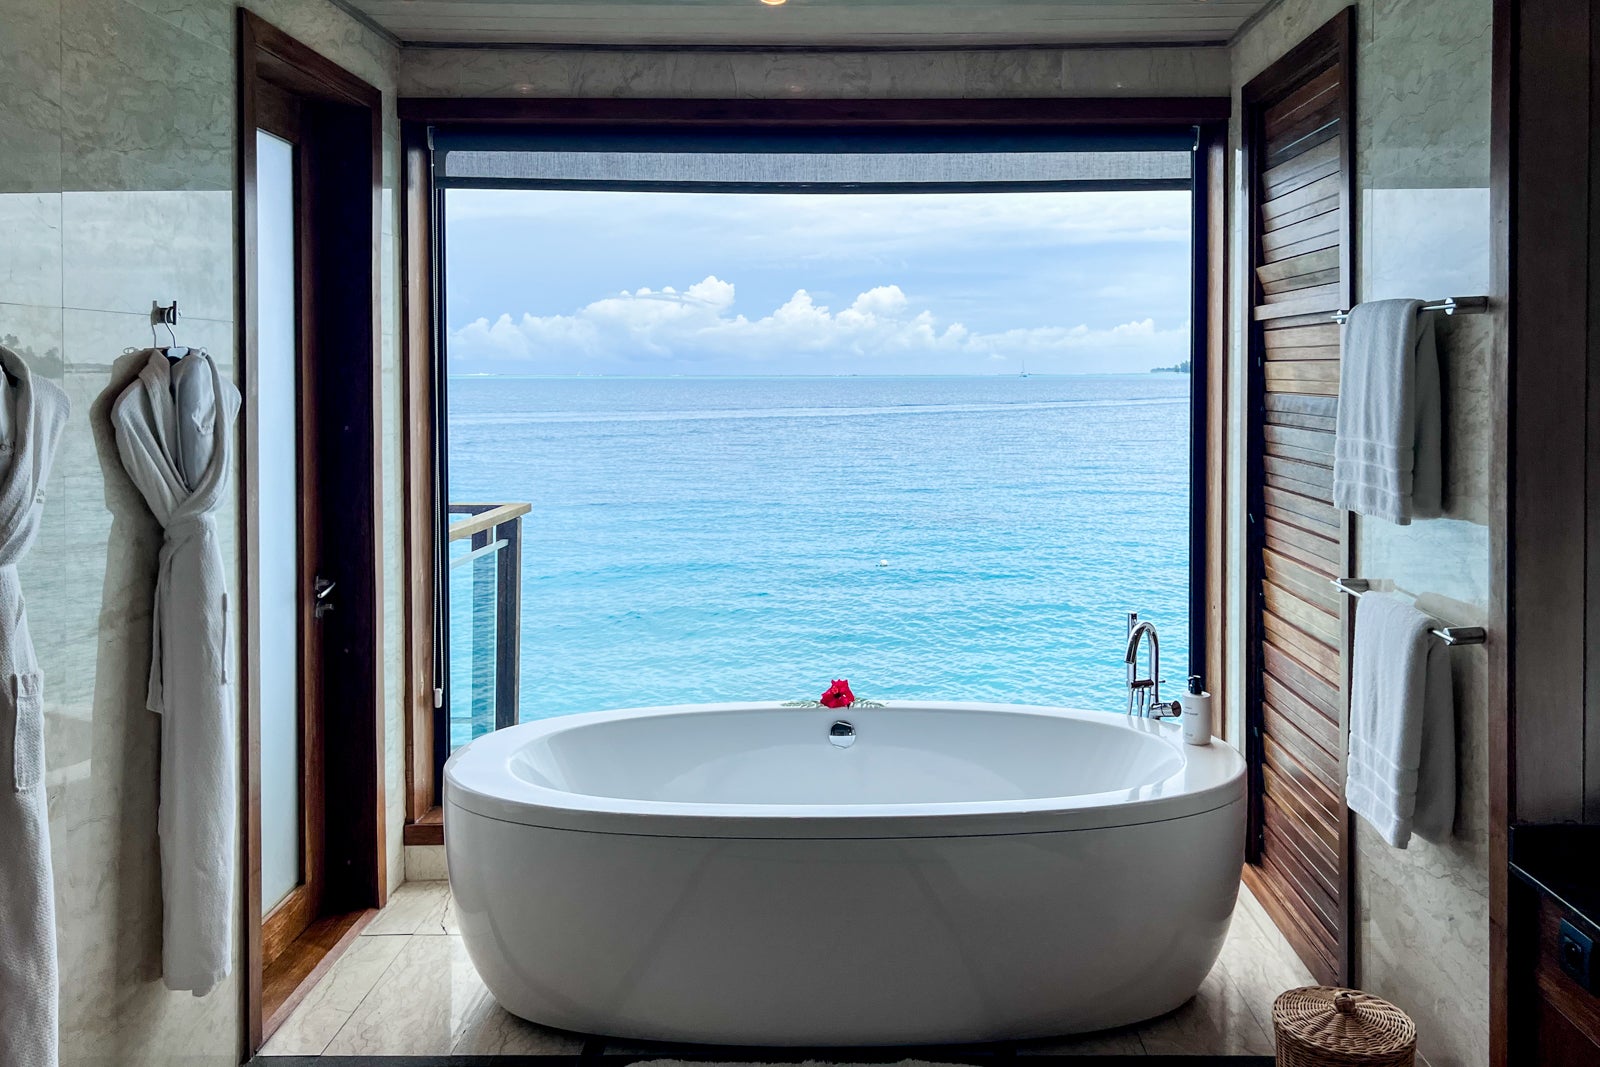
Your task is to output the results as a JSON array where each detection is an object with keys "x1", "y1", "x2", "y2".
[{"x1": 1148, "y1": 700, "x2": 1182, "y2": 720}]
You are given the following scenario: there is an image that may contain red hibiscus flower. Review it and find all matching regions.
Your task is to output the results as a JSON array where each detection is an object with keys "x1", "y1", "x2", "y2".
[{"x1": 820, "y1": 679, "x2": 855, "y2": 709}]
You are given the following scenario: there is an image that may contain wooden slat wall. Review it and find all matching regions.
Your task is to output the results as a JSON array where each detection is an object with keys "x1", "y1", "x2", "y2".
[{"x1": 1241, "y1": 8, "x2": 1355, "y2": 988}]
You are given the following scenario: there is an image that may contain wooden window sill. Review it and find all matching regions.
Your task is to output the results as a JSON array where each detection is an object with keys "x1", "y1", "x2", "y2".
[{"x1": 403, "y1": 805, "x2": 443, "y2": 846}]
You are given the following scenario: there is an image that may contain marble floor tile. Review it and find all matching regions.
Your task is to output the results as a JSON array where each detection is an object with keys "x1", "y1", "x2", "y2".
[
  {"x1": 362, "y1": 879, "x2": 451, "y2": 936},
  {"x1": 451, "y1": 999, "x2": 589, "y2": 1055},
  {"x1": 322, "y1": 934, "x2": 489, "y2": 1056},
  {"x1": 259, "y1": 935, "x2": 407, "y2": 1057},
  {"x1": 1137, "y1": 961, "x2": 1277, "y2": 1057}
]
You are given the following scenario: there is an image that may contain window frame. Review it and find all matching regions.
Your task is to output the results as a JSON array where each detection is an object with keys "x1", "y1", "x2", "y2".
[{"x1": 399, "y1": 97, "x2": 1230, "y2": 839}]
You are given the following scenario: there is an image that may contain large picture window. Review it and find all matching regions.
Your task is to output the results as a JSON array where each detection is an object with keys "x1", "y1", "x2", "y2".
[{"x1": 426, "y1": 124, "x2": 1208, "y2": 782}]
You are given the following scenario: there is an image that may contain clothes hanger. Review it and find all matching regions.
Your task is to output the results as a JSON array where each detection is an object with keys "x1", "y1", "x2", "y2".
[{"x1": 151, "y1": 301, "x2": 188, "y2": 362}]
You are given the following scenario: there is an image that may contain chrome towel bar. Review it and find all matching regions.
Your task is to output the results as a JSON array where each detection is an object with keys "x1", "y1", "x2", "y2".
[
  {"x1": 1330, "y1": 577, "x2": 1487, "y2": 646},
  {"x1": 1330, "y1": 295, "x2": 1489, "y2": 324}
]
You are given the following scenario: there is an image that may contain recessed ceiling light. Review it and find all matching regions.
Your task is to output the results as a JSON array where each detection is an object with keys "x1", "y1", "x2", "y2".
[{"x1": 759, "y1": 0, "x2": 786, "y2": 6}]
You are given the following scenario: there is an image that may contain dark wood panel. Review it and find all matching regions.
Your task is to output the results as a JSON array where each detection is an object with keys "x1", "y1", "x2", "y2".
[
  {"x1": 1264, "y1": 505, "x2": 1340, "y2": 549},
  {"x1": 1246, "y1": 5, "x2": 1353, "y2": 990},
  {"x1": 1262, "y1": 267, "x2": 1341, "y2": 297},
  {"x1": 1262, "y1": 580, "x2": 1341, "y2": 645},
  {"x1": 1265, "y1": 360, "x2": 1341, "y2": 394},
  {"x1": 1264, "y1": 514, "x2": 1341, "y2": 562},
  {"x1": 1265, "y1": 118, "x2": 1342, "y2": 170},
  {"x1": 1263, "y1": 65, "x2": 1341, "y2": 130},
  {"x1": 1263, "y1": 454, "x2": 1332, "y2": 488},
  {"x1": 1262, "y1": 794, "x2": 1341, "y2": 898},
  {"x1": 1263, "y1": 701, "x2": 1343, "y2": 793},
  {"x1": 1263, "y1": 822, "x2": 1342, "y2": 931},
  {"x1": 1264, "y1": 422, "x2": 1335, "y2": 457},
  {"x1": 1263, "y1": 193, "x2": 1341, "y2": 236},
  {"x1": 1257, "y1": 246, "x2": 1341, "y2": 287},
  {"x1": 1263, "y1": 487, "x2": 1340, "y2": 531},
  {"x1": 1265, "y1": 390, "x2": 1339, "y2": 417},
  {"x1": 1263, "y1": 670, "x2": 1341, "y2": 741},
  {"x1": 1263, "y1": 342, "x2": 1341, "y2": 363},
  {"x1": 1265, "y1": 730, "x2": 1342, "y2": 823},
  {"x1": 1266, "y1": 468, "x2": 1331, "y2": 502},
  {"x1": 1264, "y1": 548, "x2": 1340, "y2": 609},
  {"x1": 1264, "y1": 613, "x2": 1340, "y2": 685},
  {"x1": 1263, "y1": 763, "x2": 1341, "y2": 858},
  {"x1": 1261, "y1": 209, "x2": 1341, "y2": 254},
  {"x1": 1265, "y1": 530, "x2": 1340, "y2": 575},
  {"x1": 1263, "y1": 228, "x2": 1342, "y2": 266},
  {"x1": 1535, "y1": 898, "x2": 1600, "y2": 1047},
  {"x1": 1263, "y1": 640, "x2": 1341, "y2": 718},
  {"x1": 1262, "y1": 172, "x2": 1342, "y2": 223},
  {"x1": 1261, "y1": 281, "x2": 1342, "y2": 307},
  {"x1": 1265, "y1": 102, "x2": 1342, "y2": 162},
  {"x1": 399, "y1": 95, "x2": 1234, "y2": 126},
  {"x1": 1262, "y1": 135, "x2": 1341, "y2": 198},
  {"x1": 1263, "y1": 321, "x2": 1343, "y2": 350}
]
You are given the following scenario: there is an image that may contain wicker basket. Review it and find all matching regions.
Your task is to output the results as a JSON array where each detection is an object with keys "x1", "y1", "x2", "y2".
[{"x1": 1272, "y1": 986, "x2": 1417, "y2": 1067}]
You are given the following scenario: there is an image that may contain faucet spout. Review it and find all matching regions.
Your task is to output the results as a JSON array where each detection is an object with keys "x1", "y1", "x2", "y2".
[{"x1": 1122, "y1": 616, "x2": 1176, "y2": 719}]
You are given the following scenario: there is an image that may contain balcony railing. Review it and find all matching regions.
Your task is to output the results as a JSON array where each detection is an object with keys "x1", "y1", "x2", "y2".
[{"x1": 446, "y1": 502, "x2": 530, "y2": 753}]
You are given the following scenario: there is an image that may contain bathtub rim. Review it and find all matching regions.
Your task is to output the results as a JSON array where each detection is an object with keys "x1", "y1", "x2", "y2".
[{"x1": 444, "y1": 701, "x2": 1246, "y2": 840}]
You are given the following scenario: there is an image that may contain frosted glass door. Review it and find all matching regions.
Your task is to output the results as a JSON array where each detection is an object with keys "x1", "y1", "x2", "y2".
[{"x1": 256, "y1": 128, "x2": 302, "y2": 914}]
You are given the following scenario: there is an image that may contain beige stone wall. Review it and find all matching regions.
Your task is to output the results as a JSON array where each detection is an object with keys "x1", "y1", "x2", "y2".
[
  {"x1": 0, "y1": 0, "x2": 403, "y2": 1062},
  {"x1": 1227, "y1": 3, "x2": 1494, "y2": 1065}
]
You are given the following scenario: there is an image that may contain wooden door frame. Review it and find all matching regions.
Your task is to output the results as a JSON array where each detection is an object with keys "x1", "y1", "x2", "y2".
[
  {"x1": 1239, "y1": 6, "x2": 1357, "y2": 988},
  {"x1": 238, "y1": 9, "x2": 387, "y2": 1052},
  {"x1": 397, "y1": 95, "x2": 1234, "y2": 836}
]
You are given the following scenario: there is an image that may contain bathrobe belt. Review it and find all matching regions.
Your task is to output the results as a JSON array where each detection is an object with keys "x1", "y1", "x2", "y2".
[{"x1": 146, "y1": 511, "x2": 221, "y2": 714}]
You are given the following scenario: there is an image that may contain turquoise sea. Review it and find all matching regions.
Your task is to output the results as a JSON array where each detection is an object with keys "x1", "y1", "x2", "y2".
[{"x1": 445, "y1": 374, "x2": 1192, "y2": 745}]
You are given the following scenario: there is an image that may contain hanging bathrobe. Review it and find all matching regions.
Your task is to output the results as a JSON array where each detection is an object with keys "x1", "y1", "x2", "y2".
[
  {"x1": 112, "y1": 349, "x2": 240, "y2": 996},
  {"x1": 0, "y1": 345, "x2": 70, "y2": 1067}
]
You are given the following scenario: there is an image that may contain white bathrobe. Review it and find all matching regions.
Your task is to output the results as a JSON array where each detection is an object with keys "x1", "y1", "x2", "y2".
[
  {"x1": 0, "y1": 345, "x2": 70, "y2": 1067},
  {"x1": 113, "y1": 349, "x2": 240, "y2": 996}
]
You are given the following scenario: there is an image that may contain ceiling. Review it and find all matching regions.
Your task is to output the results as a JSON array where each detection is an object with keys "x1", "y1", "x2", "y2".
[{"x1": 351, "y1": 0, "x2": 1272, "y2": 48}]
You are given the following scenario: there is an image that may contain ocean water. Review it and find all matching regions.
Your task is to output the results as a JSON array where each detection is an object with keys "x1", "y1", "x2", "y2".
[{"x1": 445, "y1": 375, "x2": 1192, "y2": 743}]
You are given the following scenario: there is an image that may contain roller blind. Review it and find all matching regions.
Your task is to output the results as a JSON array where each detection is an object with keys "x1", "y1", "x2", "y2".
[{"x1": 432, "y1": 128, "x2": 1195, "y2": 191}]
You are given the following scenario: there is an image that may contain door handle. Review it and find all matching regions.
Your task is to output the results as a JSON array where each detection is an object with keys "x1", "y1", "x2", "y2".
[{"x1": 314, "y1": 576, "x2": 336, "y2": 618}]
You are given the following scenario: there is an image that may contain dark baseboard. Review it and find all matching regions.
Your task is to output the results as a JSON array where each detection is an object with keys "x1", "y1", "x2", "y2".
[{"x1": 251, "y1": 1056, "x2": 1276, "y2": 1066}]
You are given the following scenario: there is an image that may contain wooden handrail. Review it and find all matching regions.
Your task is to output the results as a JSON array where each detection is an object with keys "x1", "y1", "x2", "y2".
[{"x1": 447, "y1": 502, "x2": 531, "y2": 542}]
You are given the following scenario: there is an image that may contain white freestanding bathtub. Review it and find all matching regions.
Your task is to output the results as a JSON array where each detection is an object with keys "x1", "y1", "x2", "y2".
[{"x1": 444, "y1": 701, "x2": 1246, "y2": 1046}]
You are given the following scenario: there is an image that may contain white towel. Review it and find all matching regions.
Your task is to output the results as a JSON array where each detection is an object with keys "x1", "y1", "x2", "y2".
[
  {"x1": 113, "y1": 349, "x2": 240, "y2": 996},
  {"x1": 1332, "y1": 299, "x2": 1442, "y2": 525},
  {"x1": 1345, "y1": 592, "x2": 1456, "y2": 848}
]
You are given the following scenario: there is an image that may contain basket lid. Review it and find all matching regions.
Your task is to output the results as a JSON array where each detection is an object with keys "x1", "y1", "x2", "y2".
[{"x1": 1272, "y1": 986, "x2": 1417, "y2": 1055}]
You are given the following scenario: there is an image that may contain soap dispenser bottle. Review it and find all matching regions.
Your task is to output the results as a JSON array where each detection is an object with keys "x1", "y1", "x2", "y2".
[{"x1": 1180, "y1": 674, "x2": 1212, "y2": 746}]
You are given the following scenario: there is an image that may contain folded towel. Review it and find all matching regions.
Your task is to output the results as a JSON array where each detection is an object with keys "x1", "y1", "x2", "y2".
[
  {"x1": 1345, "y1": 592, "x2": 1456, "y2": 848},
  {"x1": 1332, "y1": 299, "x2": 1442, "y2": 525}
]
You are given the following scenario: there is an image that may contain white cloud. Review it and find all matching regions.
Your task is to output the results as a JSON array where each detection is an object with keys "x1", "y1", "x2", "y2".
[{"x1": 451, "y1": 275, "x2": 1187, "y2": 375}]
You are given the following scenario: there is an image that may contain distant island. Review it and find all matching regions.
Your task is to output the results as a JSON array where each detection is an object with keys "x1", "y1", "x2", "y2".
[{"x1": 1150, "y1": 360, "x2": 1191, "y2": 374}]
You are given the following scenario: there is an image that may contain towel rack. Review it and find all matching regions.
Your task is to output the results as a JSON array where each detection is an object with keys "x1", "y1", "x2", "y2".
[
  {"x1": 1330, "y1": 295, "x2": 1489, "y2": 324},
  {"x1": 1330, "y1": 577, "x2": 1486, "y2": 645}
]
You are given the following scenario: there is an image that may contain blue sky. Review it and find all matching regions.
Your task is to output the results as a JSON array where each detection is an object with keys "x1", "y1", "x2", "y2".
[{"x1": 445, "y1": 187, "x2": 1191, "y2": 376}]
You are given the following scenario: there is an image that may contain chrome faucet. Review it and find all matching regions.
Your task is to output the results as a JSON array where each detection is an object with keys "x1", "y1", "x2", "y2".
[{"x1": 1125, "y1": 613, "x2": 1180, "y2": 719}]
